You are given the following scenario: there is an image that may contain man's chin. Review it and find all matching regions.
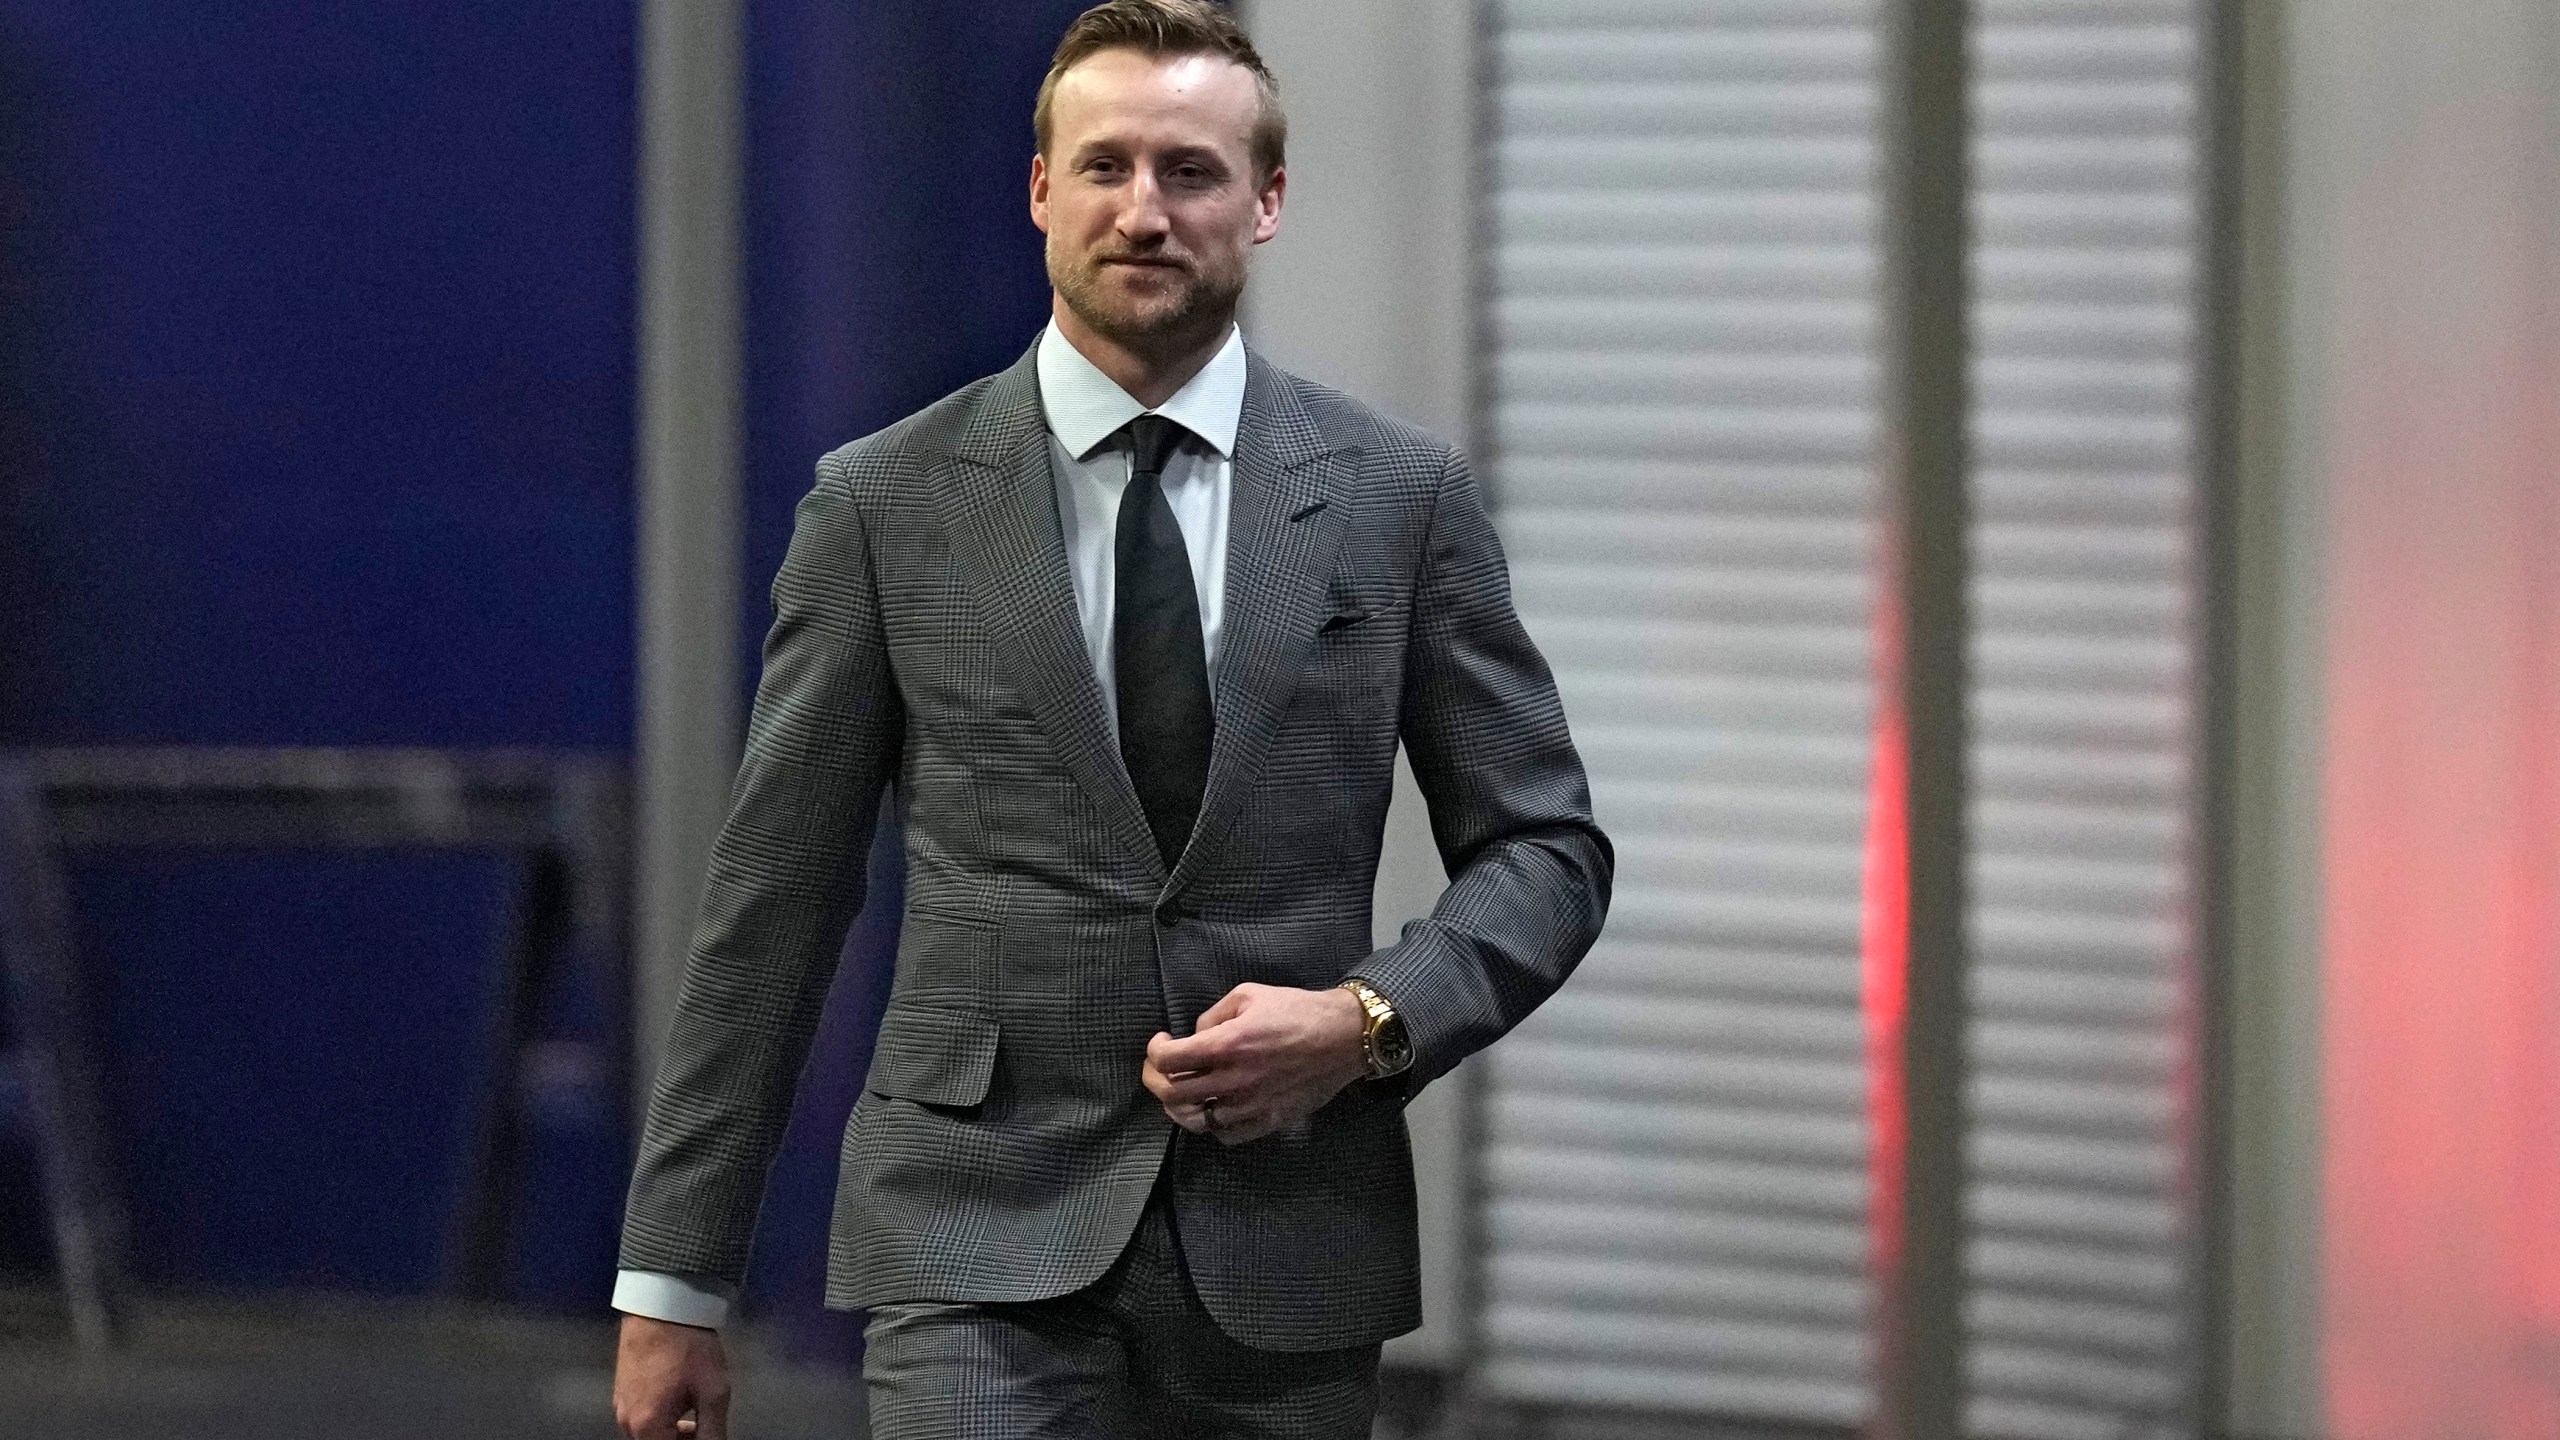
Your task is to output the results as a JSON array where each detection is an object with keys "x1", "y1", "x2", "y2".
[
  {"x1": 1095, "y1": 269, "x2": 1188, "y2": 311},
  {"x1": 1070, "y1": 294, "x2": 1220, "y2": 349}
]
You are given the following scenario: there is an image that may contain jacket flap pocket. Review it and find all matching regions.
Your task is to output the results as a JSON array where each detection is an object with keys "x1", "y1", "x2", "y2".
[{"x1": 865, "y1": 1002, "x2": 998, "y2": 1108}]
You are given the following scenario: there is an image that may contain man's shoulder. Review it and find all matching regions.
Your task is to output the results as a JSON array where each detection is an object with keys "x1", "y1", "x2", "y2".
[{"x1": 1254, "y1": 356, "x2": 1460, "y2": 479}]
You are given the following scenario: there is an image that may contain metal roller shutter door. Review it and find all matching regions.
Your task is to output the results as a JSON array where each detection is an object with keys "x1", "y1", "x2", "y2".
[
  {"x1": 1474, "y1": 2, "x2": 2210, "y2": 1431},
  {"x1": 1964, "y1": 1, "x2": 2205, "y2": 1437},
  {"x1": 1477, "y1": 0, "x2": 1884, "y2": 1423}
]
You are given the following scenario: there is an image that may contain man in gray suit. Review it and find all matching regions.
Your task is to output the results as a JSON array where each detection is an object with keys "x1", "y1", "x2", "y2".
[{"x1": 613, "y1": 3, "x2": 1609, "y2": 1436}]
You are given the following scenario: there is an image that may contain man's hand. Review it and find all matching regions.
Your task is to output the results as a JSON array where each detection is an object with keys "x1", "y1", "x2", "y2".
[
  {"x1": 1142, "y1": 983, "x2": 1371, "y2": 1145},
  {"x1": 615, "y1": 1313, "x2": 731, "y2": 1440}
]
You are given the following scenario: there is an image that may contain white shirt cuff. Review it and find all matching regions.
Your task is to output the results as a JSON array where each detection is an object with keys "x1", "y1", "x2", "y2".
[{"x1": 613, "y1": 1269, "x2": 737, "y2": 1329}]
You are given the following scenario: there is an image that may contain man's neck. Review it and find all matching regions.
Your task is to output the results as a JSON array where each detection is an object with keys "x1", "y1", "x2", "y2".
[{"x1": 1051, "y1": 297, "x2": 1234, "y2": 410}]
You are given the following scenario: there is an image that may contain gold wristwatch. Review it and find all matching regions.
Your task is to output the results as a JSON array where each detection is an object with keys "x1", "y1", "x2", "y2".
[{"x1": 1338, "y1": 979, "x2": 1414, "y2": 1079}]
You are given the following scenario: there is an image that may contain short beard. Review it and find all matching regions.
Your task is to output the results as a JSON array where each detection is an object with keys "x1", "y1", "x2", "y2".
[{"x1": 1049, "y1": 244, "x2": 1244, "y2": 358}]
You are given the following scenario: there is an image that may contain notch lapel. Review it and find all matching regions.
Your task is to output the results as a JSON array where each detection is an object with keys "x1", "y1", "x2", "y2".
[
  {"x1": 929, "y1": 348, "x2": 1164, "y2": 875},
  {"x1": 1167, "y1": 356, "x2": 1360, "y2": 900}
]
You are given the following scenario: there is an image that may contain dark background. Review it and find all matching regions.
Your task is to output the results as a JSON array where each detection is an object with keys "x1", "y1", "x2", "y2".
[{"x1": 0, "y1": 0, "x2": 1086, "y2": 1356}]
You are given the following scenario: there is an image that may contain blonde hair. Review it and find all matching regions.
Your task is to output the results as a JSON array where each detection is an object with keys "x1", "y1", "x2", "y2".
[{"x1": 1033, "y1": 0, "x2": 1286, "y2": 182}]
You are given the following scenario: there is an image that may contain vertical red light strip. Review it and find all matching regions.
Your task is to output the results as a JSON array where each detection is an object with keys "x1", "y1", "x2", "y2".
[{"x1": 1863, "y1": 542, "x2": 1912, "y2": 1389}]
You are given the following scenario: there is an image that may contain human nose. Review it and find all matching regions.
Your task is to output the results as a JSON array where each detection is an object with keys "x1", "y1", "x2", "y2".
[{"x1": 1116, "y1": 171, "x2": 1171, "y2": 241}]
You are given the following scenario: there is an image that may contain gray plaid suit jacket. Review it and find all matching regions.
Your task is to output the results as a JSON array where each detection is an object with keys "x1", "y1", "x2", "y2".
[{"x1": 619, "y1": 341, "x2": 1611, "y2": 1352}]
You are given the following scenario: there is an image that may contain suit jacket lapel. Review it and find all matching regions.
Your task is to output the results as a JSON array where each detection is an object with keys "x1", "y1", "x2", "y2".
[
  {"x1": 930, "y1": 346, "x2": 1164, "y2": 874},
  {"x1": 1168, "y1": 354, "x2": 1359, "y2": 899}
]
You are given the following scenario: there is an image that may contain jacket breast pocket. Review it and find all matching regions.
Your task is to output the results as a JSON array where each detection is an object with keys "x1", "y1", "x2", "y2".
[
  {"x1": 865, "y1": 1000, "x2": 999, "y2": 1109},
  {"x1": 1303, "y1": 597, "x2": 1409, "y2": 731},
  {"x1": 1316, "y1": 597, "x2": 1408, "y2": 640}
]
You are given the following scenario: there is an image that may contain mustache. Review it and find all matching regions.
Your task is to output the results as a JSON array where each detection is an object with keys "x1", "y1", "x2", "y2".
[{"x1": 1089, "y1": 250, "x2": 1191, "y2": 268}]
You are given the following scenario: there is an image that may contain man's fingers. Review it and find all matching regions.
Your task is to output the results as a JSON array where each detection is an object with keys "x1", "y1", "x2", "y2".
[
  {"x1": 1210, "y1": 1106, "x2": 1278, "y2": 1145},
  {"x1": 1159, "y1": 1084, "x2": 1268, "y2": 1136},
  {"x1": 1146, "y1": 1033, "x2": 1238, "y2": 1133},
  {"x1": 1149, "y1": 1030, "x2": 1221, "y2": 1075},
  {"x1": 622, "y1": 1398, "x2": 693, "y2": 1440},
  {"x1": 689, "y1": 1376, "x2": 734, "y2": 1440},
  {"x1": 1150, "y1": 1066, "x2": 1236, "y2": 1105},
  {"x1": 1146, "y1": 1029, "x2": 1202, "y2": 1074},
  {"x1": 1162, "y1": 1093, "x2": 1214, "y2": 1133},
  {"x1": 613, "y1": 1314, "x2": 729, "y2": 1440},
  {"x1": 1156, "y1": 1086, "x2": 1300, "y2": 1141},
  {"x1": 622, "y1": 1395, "x2": 703, "y2": 1439},
  {"x1": 1143, "y1": 1044, "x2": 1233, "y2": 1103}
]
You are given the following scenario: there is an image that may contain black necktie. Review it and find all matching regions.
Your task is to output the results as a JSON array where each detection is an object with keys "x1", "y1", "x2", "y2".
[{"x1": 1113, "y1": 414, "x2": 1212, "y2": 869}]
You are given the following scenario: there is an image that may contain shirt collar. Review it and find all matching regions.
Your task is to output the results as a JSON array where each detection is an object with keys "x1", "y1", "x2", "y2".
[{"x1": 1036, "y1": 318, "x2": 1247, "y2": 462}]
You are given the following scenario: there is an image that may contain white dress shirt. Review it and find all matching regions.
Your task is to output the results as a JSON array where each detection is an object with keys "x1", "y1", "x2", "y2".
[
  {"x1": 613, "y1": 321, "x2": 1249, "y2": 1329},
  {"x1": 1039, "y1": 318, "x2": 1242, "y2": 725}
]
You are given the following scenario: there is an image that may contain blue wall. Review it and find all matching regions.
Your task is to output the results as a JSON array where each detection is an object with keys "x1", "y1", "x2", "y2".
[
  {"x1": 0, "y1": 3, "x2": 636, "y2": 1297},
  {"x1": 0, "y1": 0, "x2": 1088, "y2": 1332},
  {"x1": 0, "y1": 6, "x2": 636, "y2": 747}
]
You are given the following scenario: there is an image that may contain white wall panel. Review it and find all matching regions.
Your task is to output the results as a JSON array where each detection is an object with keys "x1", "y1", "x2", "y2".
[
  {"x1": 1480, "y1": 0, "x2": 1883, "y2": 1424},
  {"x1": 1479, "y1": 0, "x2": 2210, "y2": 1430},
  {"x1": 1964, "y1": 1, "x2": 2204, "y2": 1436}
]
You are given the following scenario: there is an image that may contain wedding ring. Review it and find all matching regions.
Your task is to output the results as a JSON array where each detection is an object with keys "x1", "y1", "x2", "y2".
[{"x1": 1202, "y1": 1096, "x2": 1224, "y2": 1130}]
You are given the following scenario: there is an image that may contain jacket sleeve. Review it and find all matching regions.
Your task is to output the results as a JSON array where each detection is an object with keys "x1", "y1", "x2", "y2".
[
  {"x1": 1345, "y1": 447, "x2": 1614, "y2": 1094},
  {"x1": 618, "y1": 452, "x2": 905, "y2": 1286}
]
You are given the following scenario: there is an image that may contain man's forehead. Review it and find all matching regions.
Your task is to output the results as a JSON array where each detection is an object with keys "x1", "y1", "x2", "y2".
[{"x1": 1050, "y1": 49, "x2": 1259, "y2": 146}]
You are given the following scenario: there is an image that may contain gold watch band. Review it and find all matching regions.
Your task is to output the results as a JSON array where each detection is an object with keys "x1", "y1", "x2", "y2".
[
  {"x1": 1340, "y1": 977, "x2": 1393, "y2": 1021},
  {"x1": 1338, "y1": 979, "x2": 1399, "y2": 1078}
]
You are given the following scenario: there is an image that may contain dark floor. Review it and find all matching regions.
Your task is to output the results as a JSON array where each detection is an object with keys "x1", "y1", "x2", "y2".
[
  {"x1": 0, "y1": 1287, "x2": 1479, "y2": 1439},
  {"x1": 0, "y1": 1286, "x2": 865, "y2": 1440},
  {"x1": 0, "y1": 1287, "x2": 1813, "y2": 1440}
]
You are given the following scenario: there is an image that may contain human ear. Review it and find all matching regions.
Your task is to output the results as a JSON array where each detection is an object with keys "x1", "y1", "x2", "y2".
[{"x1": 1251, "y1": 164, "x2": 1286, "y2": 245}]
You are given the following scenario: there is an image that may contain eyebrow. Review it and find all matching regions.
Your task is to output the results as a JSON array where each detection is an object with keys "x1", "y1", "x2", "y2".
[{"x1": 1067, "y1": 138, "x2": 1236, "y2": 171}]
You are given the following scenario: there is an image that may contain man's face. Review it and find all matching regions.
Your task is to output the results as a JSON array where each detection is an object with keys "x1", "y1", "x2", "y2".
[{"x1": 1031, "y1": 48, "x2": 1284, "y2": 352}]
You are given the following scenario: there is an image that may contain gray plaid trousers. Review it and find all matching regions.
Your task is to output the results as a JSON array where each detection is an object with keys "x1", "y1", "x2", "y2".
[{"x1": 862, "y1": 1181, "x2": 1381, "y2": 1439}]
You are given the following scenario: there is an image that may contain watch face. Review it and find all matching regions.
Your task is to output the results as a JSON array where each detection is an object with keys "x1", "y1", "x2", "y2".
[{"x1": 1374, "y1": 1016, "x2": 1415, "y2": 1075}]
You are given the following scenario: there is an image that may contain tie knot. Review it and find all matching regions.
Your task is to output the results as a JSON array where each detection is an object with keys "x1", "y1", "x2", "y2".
[{"x1": 1123, "y1": 414, "x2": 1187, "y2": 482}]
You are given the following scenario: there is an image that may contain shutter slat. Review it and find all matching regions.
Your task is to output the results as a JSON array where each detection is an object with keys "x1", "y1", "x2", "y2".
[
  {"x1": 1966, "y1": 3, "x2": 2202, "y2": 1435},
  {"x1": 1481, "y1": 0, "x2": 1882, "y2": 1420},
  {"x1": 1479, "y1": 3, "x2": 2202, "y2": 1430}
]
